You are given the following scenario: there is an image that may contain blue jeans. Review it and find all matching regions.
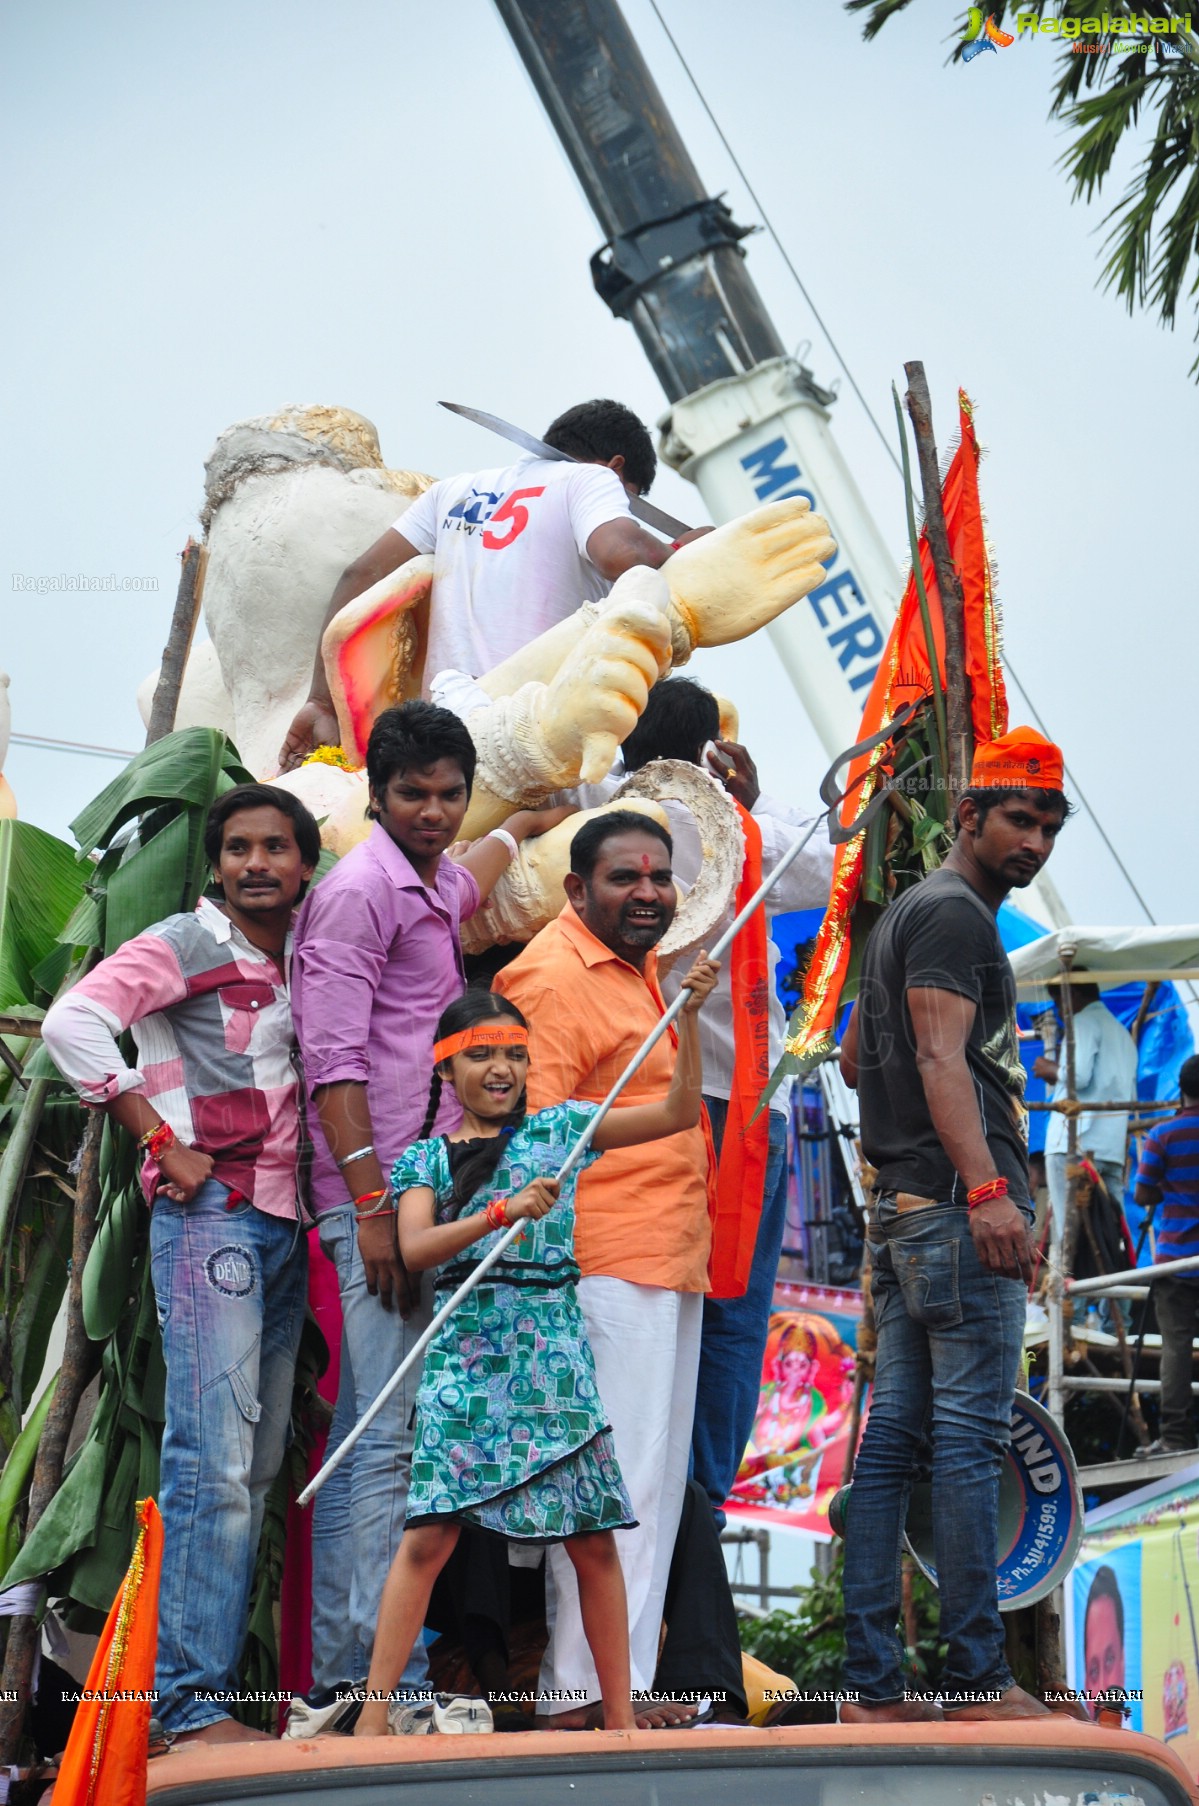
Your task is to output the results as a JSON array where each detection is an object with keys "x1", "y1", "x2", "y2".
[
  {"x1": 316, "y1": 1205, "x2": 431, "y2": 1690},
  {"x1": 842, "y1": 1195, "x2": 1027, "y2": 1705},
  {"x1": 308, "y1": 1338, "x2": 367, "y2": 1695},
  {"x1": 149, "y1": 1180, "x2": 307, "y2": 1733},
  {"x1": 691, "y1": 1097, "x2": 790, "y2": 1519}
]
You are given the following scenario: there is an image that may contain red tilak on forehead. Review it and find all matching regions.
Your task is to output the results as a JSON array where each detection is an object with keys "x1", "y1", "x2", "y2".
[{"x1": 639, "y1": 853, "x2": 652, "y2": 872}]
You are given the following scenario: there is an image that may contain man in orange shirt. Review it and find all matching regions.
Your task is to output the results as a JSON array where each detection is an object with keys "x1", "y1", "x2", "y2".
[{"x1": 493, "y1": 810, "x2": 712, "y2": 1724}]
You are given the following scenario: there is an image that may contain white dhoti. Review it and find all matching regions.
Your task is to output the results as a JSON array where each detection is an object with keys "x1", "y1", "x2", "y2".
[{"x1": 538, "y1": 1277, "x2": 703, "y2": 1709}]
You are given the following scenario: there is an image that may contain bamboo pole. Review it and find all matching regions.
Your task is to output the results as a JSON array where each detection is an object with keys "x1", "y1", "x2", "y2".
[
  {"x1": 145, "y1": 541, "x2": 206, "y2": 746},
  {"x1": 891, "y1": 384, "x2": 948, "y2": 779},
  {"x1": 1059, "y1": 950, "x2": 1084, "y2": 1285},
  {"x1": 903, "y1": 363, "x2": 974, "y2": 805}
]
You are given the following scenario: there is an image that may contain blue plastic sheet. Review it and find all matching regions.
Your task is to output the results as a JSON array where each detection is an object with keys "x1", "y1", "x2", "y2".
[{"x1": 772, "y1": 900, "x2": 1195, "y2": 1261}]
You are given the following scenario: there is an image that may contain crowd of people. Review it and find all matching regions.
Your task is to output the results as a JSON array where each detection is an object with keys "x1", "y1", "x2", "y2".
[
  {"x1": 38, "y1": 392, "x2": 1197, "y2": 1744},
  {"x1": 42, "y1": 398, "x2": 833, "y2": 1742}
]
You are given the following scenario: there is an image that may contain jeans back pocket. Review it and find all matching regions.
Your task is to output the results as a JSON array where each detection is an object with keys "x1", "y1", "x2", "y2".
[{"x1": 893, "y1": 1228, "x2": 963, "y2": 1329}]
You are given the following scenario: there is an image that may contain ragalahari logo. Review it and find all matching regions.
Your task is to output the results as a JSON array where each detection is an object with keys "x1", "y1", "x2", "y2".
[{"x1": 961, "y1": 8, "x2": 1017, "y2": 56}]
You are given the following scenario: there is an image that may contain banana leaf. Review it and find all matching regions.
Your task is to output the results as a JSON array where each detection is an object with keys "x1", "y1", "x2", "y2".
[
  {"x1": 53, "y1": 891, "x2": 105, "y2": 960},
  {"x1": 1, "y1": 1244, "x2": 162, "y2": 1607},
  {"x1": 102, "y1": 809, "x2": 193, "y2": 954},
  {"x1": 81, "y1": 1182, "x2": 141, "y2": 1342},
  {"x1": 0, "y1": 1377, "x2": 57, "y2": 1575},
  {"x1": 0, "y1": 1045, "x2": 83, "y2": 1427},
  {"x1": 10, "y1": 1212, "x2": 72, "y2": 1411},
  {"x1": 1, "y1": 724, "x2": 315, "y2": 1708},
  {"x1": 5, "y1": 1080, "x2": 78, "y2": 1410},
  {"x1": 70, "y1": 729, "x2": 250, "y2": 859},
  {"x1": 0, "y1": 822, "x2": 87, "y2": 1010}
]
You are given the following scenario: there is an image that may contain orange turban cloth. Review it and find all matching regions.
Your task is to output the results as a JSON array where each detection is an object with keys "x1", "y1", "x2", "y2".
[{"x1": 970, "y1": 727, "x2": 1064, "y2": 792}]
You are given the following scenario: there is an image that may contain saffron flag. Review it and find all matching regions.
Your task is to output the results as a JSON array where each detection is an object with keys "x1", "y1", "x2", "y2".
[
  {"x1": 708, "y1": 802, "x2": 771, "y2": 1298},
  {"x1": 786, "y1": 391, "x2": 1007, "y2": 1067},
  {"x1": 53, "y1": 1496, "x2": 162, "y2": 1806}
]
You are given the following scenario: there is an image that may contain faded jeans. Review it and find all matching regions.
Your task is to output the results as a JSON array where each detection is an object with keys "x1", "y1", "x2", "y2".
[
  {"x1": 691, "y1": 1098, "x2": 790, "y2": 1518},
  {"x1": 316, "y1": 1204, "x2": 432, "y2": 1690},
  {"x1": 842, "y1": 1195, "x2": 1027, "y2": 1705},
  {"x1": 150, "y1": 1181, "x2": 307, "y2": 1733},
  {"x1": 308, "y1": 1341, "x2": 366, "y2": 1694}
]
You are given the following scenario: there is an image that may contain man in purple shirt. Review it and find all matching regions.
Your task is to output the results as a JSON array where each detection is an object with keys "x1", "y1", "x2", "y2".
[{"x1": 290, "y1": 700, "x2": 567, "y2": 1727}]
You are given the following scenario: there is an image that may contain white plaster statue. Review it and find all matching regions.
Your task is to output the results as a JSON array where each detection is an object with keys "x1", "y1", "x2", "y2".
[{"x1": 142, "y1": 406, "x2": 836, "y2": 947}]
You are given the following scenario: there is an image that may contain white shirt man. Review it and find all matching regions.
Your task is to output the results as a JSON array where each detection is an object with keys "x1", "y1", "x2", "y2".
[
  {"x1": 279, "y1": 398, "x2": 678, "y2": 771},
  {"x1": 397, "y1": 458, "x2": 634, "y2": 685},
  {"x1": 1041, "y1": 991, "x2": 1138, "y2": 1233}
]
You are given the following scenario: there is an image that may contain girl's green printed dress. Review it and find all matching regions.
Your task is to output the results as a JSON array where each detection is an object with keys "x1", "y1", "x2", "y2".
[{"x1": 391, "y1": 1101, "x2": 636, "y2": 1542}]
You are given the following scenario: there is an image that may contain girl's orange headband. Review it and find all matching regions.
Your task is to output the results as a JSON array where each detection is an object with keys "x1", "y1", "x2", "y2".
[{"x1": 432, "y1": 1024, "x2": 529, "y2": 1064}]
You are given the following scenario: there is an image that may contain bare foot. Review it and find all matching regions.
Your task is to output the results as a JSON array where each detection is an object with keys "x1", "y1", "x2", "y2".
[
  {"x1": 172, "y1": 1718, "x2": 273, "y2": 1745},
  {"x1": 354, "y1": 1706, "x2": 389, "y2": 1738},
  {"x1": 633, "y1": 1698, "x2": 699, "y2": 1730},
  {"x1": 839, "y1": 1698, "x2": 943, "y2": 1724},
  {"x1": 536, "y1": 1698, "x2": 699, "y2": 1732},
  {"x1": 535, "y1": 1703, "x2": 602, "y2": 1731},
  {"x1": 943, "y1": 1685, "x2": 1051, "y2": 1721}
]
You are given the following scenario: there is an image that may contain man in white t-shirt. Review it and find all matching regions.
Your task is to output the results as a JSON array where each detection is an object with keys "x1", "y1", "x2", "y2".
[
  {"x1": 280, "y1": 399, "x2": 686, "y2": 771},
  {"x1": 1032, "y1": 977, "x2": 1138, "y2": 1235}
]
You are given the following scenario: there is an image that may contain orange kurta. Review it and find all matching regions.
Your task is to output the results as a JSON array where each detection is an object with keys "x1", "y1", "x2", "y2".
[{"x1": 493, "y1": 905, "x2": 710, "y2": 1292}]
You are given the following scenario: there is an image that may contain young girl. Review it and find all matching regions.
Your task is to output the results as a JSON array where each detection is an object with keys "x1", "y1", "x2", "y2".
[{"x1": 355, "y1": 952, "x2": 719, "y2": 1736}]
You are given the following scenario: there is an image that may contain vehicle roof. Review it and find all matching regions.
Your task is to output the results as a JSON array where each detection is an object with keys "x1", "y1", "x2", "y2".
[{"x1": 144, "y1": 1719, "x2": 1198, "y2": 1803}]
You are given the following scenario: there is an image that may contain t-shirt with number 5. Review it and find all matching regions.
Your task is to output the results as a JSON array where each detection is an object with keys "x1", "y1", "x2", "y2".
[{"x1": 395, "y1": 457, "x2": 633, "y2": 689}]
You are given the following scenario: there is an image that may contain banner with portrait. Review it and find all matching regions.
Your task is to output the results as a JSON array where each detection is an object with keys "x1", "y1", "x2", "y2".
[
  {"x1": 725, "y1": 1281, "x2": 866, "y2": 1539},
  {"x1": 1066, "y1": 1461, "x2": 1199, "y2": 1770}
]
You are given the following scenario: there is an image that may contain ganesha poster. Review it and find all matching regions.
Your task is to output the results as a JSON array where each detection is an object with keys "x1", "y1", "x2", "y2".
[{"x1": 726, "y1": 1280, "x2": 866, "y2": 1539}]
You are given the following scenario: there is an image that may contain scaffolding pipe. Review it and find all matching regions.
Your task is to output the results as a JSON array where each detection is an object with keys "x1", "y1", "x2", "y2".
[{"x1": 1068, "y1": 1252, "x2": 1199, "y2": 1297}]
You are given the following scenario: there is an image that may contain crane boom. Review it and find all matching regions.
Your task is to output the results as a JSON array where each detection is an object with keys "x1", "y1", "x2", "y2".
[{"x1": 494, "y1": 0, "x2": 902, "y2": 756}]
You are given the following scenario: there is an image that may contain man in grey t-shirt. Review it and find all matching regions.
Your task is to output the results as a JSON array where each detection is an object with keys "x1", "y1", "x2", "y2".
[{"x1": 838, "y1": 730, "x2": 1070, "y2": 1724}]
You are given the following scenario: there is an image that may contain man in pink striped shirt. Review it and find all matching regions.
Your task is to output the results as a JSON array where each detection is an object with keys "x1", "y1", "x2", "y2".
[{"x1": 43, "y1": 784, "x2": 321, "y2": 1745}]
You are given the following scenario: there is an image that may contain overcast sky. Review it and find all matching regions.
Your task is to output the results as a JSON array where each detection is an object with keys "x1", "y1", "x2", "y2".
[{"x1": 3, "y1": 0, "x2": 1196, "y2": 960}]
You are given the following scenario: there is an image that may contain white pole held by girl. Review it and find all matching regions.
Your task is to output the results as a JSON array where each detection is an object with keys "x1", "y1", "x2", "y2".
[{"x1": 299, "y1": 803, "x2": 831, "y2": 1507}]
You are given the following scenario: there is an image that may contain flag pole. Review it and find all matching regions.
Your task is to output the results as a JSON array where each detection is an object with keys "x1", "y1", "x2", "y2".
[{"x1": 299, "y1": 807, "x2": 830, "y2": 1507}]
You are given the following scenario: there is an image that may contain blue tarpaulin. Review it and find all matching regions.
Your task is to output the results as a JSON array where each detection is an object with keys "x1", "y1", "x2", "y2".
[{"x1": 772, "y1": 901, "x2": 1195, "y2": 1260}]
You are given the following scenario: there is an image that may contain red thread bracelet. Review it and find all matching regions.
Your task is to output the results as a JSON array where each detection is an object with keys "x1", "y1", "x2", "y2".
[
  {"x1": 139, "y1": 1121, "x2": 176, "y2": 1163},
  {"x1": 966, "y1": 1177, "x2": 1009, "y2": 1210},
  {"x1": 484, "y1": 1199, "x2": 509, "y2": 1232}
]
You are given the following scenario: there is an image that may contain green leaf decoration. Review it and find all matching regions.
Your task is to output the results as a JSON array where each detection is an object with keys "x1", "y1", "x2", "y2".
[
  {"x1": 70, "y1": 728, "x2": 252, "y2": 858},
  {"x1": 102, "y1": 810, "x2": 193, "y2": 954},
  {"x1": 81, "y1": 1183, "x2": 142, "y2": 1342},
  {"x1": 0, "y1": 822, "x2": 88, "y2": 1010},
  {"x1": 0, "y1": 1377, "x2": 58, "y2": 1577}
]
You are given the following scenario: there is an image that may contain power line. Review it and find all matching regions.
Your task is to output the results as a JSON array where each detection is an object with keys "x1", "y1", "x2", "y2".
[
  {"x1": 646, "y1": 0, "x2": 1164, "y2": 934},
  {"x1": 10, "y1": 732, "x2": 136, "y2": 762},
  {"x1": 647, "y1": 0, "x2": 904, "y2": 482}
]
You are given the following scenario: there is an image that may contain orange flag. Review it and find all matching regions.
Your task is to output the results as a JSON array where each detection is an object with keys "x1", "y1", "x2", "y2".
[
  {"x1": 787, "y1": 391, "x2": 1007, "y2": 1067},
  {"x1": 708, "y1": 803, "x2": 771, "y2": 1299},
  {"x1": 53, "y1": 1496, "x2": 162, "y2": 1806}
]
